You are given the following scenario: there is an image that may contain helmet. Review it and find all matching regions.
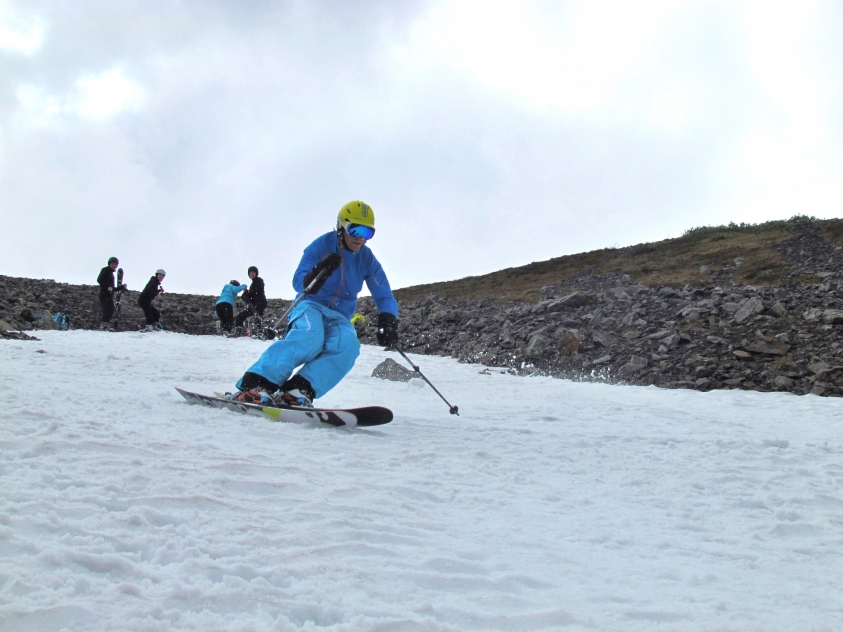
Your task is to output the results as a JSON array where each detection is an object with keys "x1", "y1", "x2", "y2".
[
  {"x1": 156, "y1": 269, "x2": 166, "y2": 276},
  {"x1": 108, "y1": 256, "x2": 119, "y2": 265},
  {"x1": 230, "y1": 280, "x2": 240, "y2": 286},
  {"x1": 336, "y1": 201, "x2": 375, "y2": 240},
  {"x1": 248, "y1": 266, "x2": 258, "y2": 275}
]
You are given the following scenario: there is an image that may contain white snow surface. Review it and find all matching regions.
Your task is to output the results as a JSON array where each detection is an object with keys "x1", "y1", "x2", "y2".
[{"x1": 2, "y1": 331, "x2": 843, "y2": 632}]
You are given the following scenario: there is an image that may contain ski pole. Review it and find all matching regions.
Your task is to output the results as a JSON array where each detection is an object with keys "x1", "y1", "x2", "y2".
[
  {"x1": 393, "y1": 343, "x2": 459, "y2": 415},
  {"x1": 270, "y1": 268, "x2": 329, "y2": 333}
]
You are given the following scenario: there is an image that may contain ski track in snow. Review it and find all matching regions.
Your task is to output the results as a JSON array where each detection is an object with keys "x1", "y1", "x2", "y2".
[{"x1": 1, "y1": 331, "x2": 842, "y2": 631}]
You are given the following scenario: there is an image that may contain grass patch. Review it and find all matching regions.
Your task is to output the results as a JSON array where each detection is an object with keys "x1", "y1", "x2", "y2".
[
  {"x1": 603, "y1": 229, "x2": 790, "y2": 287},
  {"x1": 393, "y1": 248, "x2": 614, "y2": 302},
  {"x1": 824, "y1": 220, "x2": 843, "y2": 244},
  {"x1": 393, "y1": 216, "x2": 826, "y2": 303}
]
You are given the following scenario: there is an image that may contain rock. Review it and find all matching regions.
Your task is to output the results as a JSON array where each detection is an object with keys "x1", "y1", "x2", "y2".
[
  {"x1": 0, "y1": 319, "x2": 13, "y2": 332},
  {"x1": 371, "y1": 358, "x2": 419, "y2": 382},
  {"x1": 822, "y1": 309, "x2": 843, "y2": 325},
  {"x1": 548, "y1": 291, "x2": 594, "y2": 311},
  {"x1": 664, "y1": 334, "x2": 682, "y2": 349},
  {"x1": 733, "y1": 350, "x2": 753, "y2": 360},
  {"x1": 770, "y1": 302, "x2": 787, "y2": 317},
  {"x1": 592, "y1": 355, "x2": 612, "y2": 365},
  {"x1": 0, "y1": 330, "x2": 40, "y2": 341},
  {"x1": 16, "y1": 307, "x2": 35, "y2": 322},
  {"x1": 33, "y1": 312, "x2": 60, "y2": 330},
  {"x1": 699, "y1": 265, "x2": 712, "y2": 276},
  {"x1": 809, "y1": 361, "x2": 831, "y2": 375},
  {"x1": 734, "y1": 297, "x2": 764, "y2": 323},
  {"x1": 592, "y1": 331, "x2": 615, "y2": 348},
  {"x1": 694, "y1": 365, "x2": 713, "y2": 378},
  {"x1": 803, "y1": 308, "x2": 824, "y2": 322},
  {"x1": 618, "y1": 355, "x2": 648, "y2": 376},
  {"x1": 774, "y1": 376, "x2": 795, "y2": 388},
  {"x1": 648, "y1": 329, "x2": 673, "y2": 340},
  {"x1": 743, "y1": 341, "x2": 790, "y2": 356},
  {"x1": 525, "y1": 333, "x2": 551, "y2": 360}
]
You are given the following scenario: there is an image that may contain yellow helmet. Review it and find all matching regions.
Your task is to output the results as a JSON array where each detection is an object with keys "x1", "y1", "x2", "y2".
[{"x1": 336, "y1": 200, "x2": 375, "y2": 239}]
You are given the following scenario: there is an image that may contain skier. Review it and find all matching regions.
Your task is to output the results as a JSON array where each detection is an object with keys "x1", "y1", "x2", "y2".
[
  {"x1": 216, "y1": 280, "x2": 248, "y2": 335},
  {"x1": 96, "y1": 256, "x2": 126, "y2": 331},
  {"x1": 234, "y1": 266, "x2": 267, "y2": 330},
  {"x1": 230, "y1": 200, "x2": 398, "y2": 407},
  {"x1": 138, "y1": 269, "x2": 166, "y2": 331}
]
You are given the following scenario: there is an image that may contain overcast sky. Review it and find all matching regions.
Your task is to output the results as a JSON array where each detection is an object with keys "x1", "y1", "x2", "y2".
[{"x1": 2, "y1": 1, "x2": 842, "y2": 297}]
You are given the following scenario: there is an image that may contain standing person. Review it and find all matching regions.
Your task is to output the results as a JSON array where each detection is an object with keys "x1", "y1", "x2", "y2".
[
  {"x1": 138, "y1": 269, "x2": 166, "y2": 332},
  {"x1": 234, "y1": 266, "x2": 267, "y2": 330},
  {"x1": 97, "y1": 256, "x2": 126, "y2": 331},
  {"x1": 216, "y1": 280, "x2": 248, "y2": 335},
  {"x1": 230, "y1": 200, "x2": 399, "y2": 407}
]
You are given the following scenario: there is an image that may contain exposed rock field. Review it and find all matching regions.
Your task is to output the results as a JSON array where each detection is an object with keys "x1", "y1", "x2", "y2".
[
  {"x1": 4, "y1": 217, "x2": 843, "y2": 396},
  {"x1": 0, "y1": 278, "x2": 293, "y2": 337}
]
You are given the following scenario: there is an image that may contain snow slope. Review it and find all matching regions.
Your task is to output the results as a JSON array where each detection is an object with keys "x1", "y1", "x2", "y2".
[{"x1": 1, "y1": 331, "x2": 842, "y2": 631}]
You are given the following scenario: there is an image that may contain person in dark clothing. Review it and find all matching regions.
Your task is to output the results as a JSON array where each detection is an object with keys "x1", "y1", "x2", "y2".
[
  {"x1": 97, "y1": 256, "x2": 126, "y2": 330},
  {"x1": 234, "y1": 266, "x2": 267, "y2": 328},
  {"x1": 138, "y1": 269, "x2": 166, "y2": 331}
]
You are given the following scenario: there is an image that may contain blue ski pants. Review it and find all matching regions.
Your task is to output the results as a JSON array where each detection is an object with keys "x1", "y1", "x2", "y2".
[{"x1": 237, "y1": 300, "x2": 360, "y2": 399}]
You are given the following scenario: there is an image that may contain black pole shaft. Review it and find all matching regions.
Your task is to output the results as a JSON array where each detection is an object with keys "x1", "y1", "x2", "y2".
[{"x1": 393, "y1": 344, "x2": 459, "y2": 415}]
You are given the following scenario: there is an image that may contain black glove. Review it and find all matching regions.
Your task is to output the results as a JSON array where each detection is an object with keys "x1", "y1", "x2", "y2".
[
  {"x1": 303, "y1": 253, "x2": 342, "y2": 294},
  {"x1": 376, "y1": 312, "x2": 399, "y2": 346}
]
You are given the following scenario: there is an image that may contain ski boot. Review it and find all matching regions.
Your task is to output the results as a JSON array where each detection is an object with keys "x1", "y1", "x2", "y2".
[
  {"x1": 271, "y1": 389, "x2": 313, "y2": 408},
  {"x1": 227, "y1": 388, "x2": 273, "y2": 405},
  {"x1": 227, "y1": 372, "x2": 282, "y2": 405},
  {"x1": 272, "y1": 375, "x2": 316, "y2": 408}
]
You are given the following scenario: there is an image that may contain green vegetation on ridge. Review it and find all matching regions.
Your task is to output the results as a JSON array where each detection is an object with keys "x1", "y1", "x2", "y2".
[{"x1": 394, "y1": 215, "x2": 838, "y2": 303}]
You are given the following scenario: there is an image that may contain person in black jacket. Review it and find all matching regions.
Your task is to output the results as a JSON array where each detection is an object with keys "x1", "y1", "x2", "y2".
[
  {"x1": 97, "y1": 256, "x2": 126, "y2": 330},
  {"x1": 235, "y1": 266, "x2": 267, "y2": 328},
  {"x1": 138, "y1": 269, "x2": 166, "y2": 331}
]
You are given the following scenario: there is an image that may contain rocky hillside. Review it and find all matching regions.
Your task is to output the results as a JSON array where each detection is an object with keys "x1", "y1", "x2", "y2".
[
  {"x1": 355, "y1": 216, "x2": 843, "y2": 397},
  {"x1": 0, "y1": 278, "x2": 293, "y2": 337},
  {"x1": 4, "y1": 216, "x2": 843, "y2": 397}
]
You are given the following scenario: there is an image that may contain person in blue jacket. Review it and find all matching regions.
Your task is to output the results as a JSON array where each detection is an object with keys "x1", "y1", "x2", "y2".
[
  {"x1": 231, "y1": 200, "x2": 399, "y2": 407},
  {"x1": 216, "y1": 280, "x2": 248, "y2": 334}
]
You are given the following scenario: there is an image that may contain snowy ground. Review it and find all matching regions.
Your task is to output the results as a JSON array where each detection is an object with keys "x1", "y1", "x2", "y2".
[{"x1": 1, "y1": 331, "x2": 842, "y2": 631}]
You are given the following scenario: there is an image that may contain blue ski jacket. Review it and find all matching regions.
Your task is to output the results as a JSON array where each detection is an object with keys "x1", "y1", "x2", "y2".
[
  {"x1": 216, "y1": 283, "x2": 248, "y2": 306},
  {"x1": 293, "y1": 232, "x2": 398, "y2": 320}
]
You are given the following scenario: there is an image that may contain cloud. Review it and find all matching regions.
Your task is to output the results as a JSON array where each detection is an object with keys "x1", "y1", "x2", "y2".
[
  {"x1": 0, "y1": 1, "x2": 842, "y2": 297},
  {"x1": 0, "y1": 1, "x2": 44, "y2": 55},
  {"x1": 75, "y1": 69, "x2": 143, "y2": 120}
]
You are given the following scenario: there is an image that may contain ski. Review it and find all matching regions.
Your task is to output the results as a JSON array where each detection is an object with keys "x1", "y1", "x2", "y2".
[
  {"x1": 113, "y1": 267, "x2": 124, "y2": 330},
  {"x1": 175, "y1": 387, "x2": 393, "y2": 427}
]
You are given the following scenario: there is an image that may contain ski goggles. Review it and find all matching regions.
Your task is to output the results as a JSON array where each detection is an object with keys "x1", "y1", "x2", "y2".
[{"x1": 345, "y1": 222, "x2": 375, "y2": 240}]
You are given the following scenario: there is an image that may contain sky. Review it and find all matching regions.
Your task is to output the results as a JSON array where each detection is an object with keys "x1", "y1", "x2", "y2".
[{"x1": 1, "y1": 0, "x2": 843, "y2": 297}]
